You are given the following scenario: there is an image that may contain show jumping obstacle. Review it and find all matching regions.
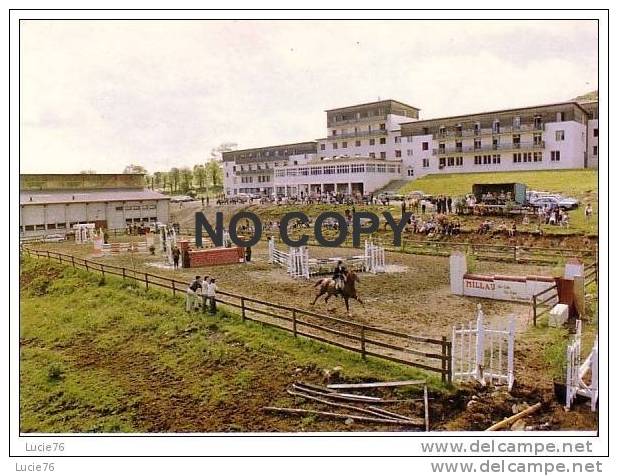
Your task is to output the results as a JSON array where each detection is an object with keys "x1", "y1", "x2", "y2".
[
  {"x1": 451, "y1": 304, "x2": 515, "y2": 391},
  {"x1": 268, "y1": 239, "x2": 387, "y2": 279},
  {"x1": 73, "y1": 223, "x2": 98, "y2": 244},
  {"x1": 565, "y1": 320, "x2": 598, "y2": 411}
]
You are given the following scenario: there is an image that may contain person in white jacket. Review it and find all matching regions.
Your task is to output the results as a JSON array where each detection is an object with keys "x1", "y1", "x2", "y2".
[{"x1": 206, "y1": 278, "x2": 218, "y2": 315}]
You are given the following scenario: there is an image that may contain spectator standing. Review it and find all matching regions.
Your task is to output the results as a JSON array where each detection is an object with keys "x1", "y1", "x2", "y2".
[
  {"x1": 447, "y1": 196, "x2": 453, "y2": 214},
  {"x1": 172, "y1": 245, "x2": 180, "y2": 269},
  {"x1": 186, "y1": 276, "x2": 202, "y2": 312},
  {"x1": 201, "y1": 276, "x2": 210, "y2": 313},
  {"x1": 206, "y1": 278, "x2": 218, "y2": 315},
  {"x1": 245, "y1": 246, "x2": 252, "y2": 263},
  {"x1": 585, "y1": 203, "x2": 593, "y2": 222}
]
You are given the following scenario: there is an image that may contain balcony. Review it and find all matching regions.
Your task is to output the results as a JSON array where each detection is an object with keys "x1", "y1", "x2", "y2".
[
  {"x1": 327, "y1": 114, "x2": 388, "y2": 127},
  {"x1": 327, "y1": 129, "x2": 389, "y2": 140},
  {"x1": 435, "y1": 123, "x2": 545, "y2": 139},
  {"x1": 433, "y1": 141, "x2": 545, "y2": 155}
]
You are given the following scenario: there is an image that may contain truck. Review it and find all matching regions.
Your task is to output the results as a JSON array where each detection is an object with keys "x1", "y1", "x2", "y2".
[{"x1": 472, "y1": 182, "x2": 527, "y2": 206}]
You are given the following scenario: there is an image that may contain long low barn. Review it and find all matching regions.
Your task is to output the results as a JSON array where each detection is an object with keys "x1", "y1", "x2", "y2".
[{"x1": 19, "y1": 174, "x2": 171, "y2": 237}]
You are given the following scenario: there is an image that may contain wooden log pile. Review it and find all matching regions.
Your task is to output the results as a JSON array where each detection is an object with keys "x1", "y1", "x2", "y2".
[{"x1": 262, "y1": 380, "x2": 431, "y2": 430}]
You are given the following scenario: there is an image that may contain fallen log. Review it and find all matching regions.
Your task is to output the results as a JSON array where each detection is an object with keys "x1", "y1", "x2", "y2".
[
  {"x1": 288, "y1": 389, "x2": 393, "y2": 419},
  {"x1": 262, "y1": 406, "x2": 420, "y2": 426},
  {"x1": 485, "y1": 402, "x2": 542, "y2": 431},
  {"x1": 327, "y1": 379, "x2": 426, "y2": 390},
  {"x1": 367, "y1": 405, "x2": 416, "y2": 422},
  {"x1": 292, "y1": 383, "x2": 428, "y2": 404},
  {"x1": 297, "y1": 381, "x2": 336, "y2": 393}
]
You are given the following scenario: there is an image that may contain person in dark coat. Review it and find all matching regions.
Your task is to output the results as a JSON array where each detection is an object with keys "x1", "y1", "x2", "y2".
[
  {"x1": 447, "y1": 196, "x2": 453, "y2": 214},
  {"x1": 245, "y1": 246, "x2": 252, "y2": 263},
  {"x1": 332, "y1": 260, "x2": 347, "y2": 291}
]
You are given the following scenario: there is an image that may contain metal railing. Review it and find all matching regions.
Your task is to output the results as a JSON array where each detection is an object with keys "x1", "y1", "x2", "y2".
[{"x1": 21, "y1": 246, "x2": 452, "y2": 383}]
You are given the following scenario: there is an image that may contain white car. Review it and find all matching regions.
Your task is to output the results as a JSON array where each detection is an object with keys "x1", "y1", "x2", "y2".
[{"x1": 43, "y1": 233, "x2": 66, "y2": 242}]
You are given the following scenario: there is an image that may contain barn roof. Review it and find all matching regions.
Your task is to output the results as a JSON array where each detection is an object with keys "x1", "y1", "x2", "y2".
[{"x1": 20, "y1": 188, "x2": 170, "y2": 205}]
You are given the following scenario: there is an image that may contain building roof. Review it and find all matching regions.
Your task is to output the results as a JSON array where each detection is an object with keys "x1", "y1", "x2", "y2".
[
  {"x1": 222, "y1": 141, "x2": 317, "y2": 162},
  {"x1": 325, "y1": 99, "x2": 420, "y2": 113},
  {"x1": 399, "y1": 101, "x2": 589, "y2": 126},
  {"x1": 20, "y1": 188, "x2": 170, "y2": 206}
]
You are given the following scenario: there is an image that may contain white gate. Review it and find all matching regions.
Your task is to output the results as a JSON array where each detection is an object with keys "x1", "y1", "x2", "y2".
[
  {"x1": 269, "y1": 239, "x2": 310, "y2": 279},
  {"x1": 288, "y1": 246, "x2": 310, "y2": 279},
  {"x1": 566, "y1": 320, "x2": 598, "y2": 411},
  {"x1": 452, "y1": 304, "x2": 515, "y2": 390},
  {"x1": 364, "y1": 240, "x2": 386, "y2": 273}
]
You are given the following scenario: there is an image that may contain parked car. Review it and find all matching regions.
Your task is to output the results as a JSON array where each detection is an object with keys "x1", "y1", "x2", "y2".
[
  {"x1": 42, "y1": 233, "x2": 66, "y2": 242},
  {"x1": 529, "y1": 196, "x2": 579, "y2": 210},
  {"x1": 170, "y1": 195, "x2": 194, "y2": 203}
]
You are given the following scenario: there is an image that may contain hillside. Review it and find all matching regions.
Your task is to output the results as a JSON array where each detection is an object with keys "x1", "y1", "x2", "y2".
[
  {"x1": 572, "y1": 90, "x2": 598, "y2": 102},
  {"x1": 19, "y1": 257, "x2": 433, "y2": 433}
]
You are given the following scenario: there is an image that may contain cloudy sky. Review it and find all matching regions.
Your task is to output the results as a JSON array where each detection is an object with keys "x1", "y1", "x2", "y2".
[{"x1": 20, "y1": 20, "x2": 598, "y2": 173}]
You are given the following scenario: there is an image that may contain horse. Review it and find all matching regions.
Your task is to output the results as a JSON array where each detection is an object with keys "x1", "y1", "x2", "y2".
[{"x1": 311, "y1": 270, "x2": 364, "y2": 316}]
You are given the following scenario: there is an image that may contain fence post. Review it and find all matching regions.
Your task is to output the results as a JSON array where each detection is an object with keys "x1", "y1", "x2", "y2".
[
  {"x1": 122, "y1": 267, "x2": 126, "y2": 280},
  {"x1": 85, "y1": 260, "x2": 89, "y2": 272},
  {"x1": 46, "y1": 250, "x2": 50, "y2": 260},
  {"x1": 532, "y1": 295, "x2": 537, "y2": 327},
  {"x1": 144, "y1": 273, "x2": 149, "y2": 289},
  {"x1": 292, "y1": 309, "x2": 297, "y2": 337},
  {"x1": 172, "y1": 280, "x2": 176, "y2": 296},
  {"x1": 101, "y1": 264, "x2": 105, "y2": 278},
  {"x1": 446, "y1": 339, "x2": 453, "y2": 384},
  {"x1": 441, "y1": 336, "x2": 448, "y2": 383},
  {"x1": 71, "y1": 256, "x2": 75, "y2": 268},
  {"x1": 360, "y1": 326, "x2": 366, "y2": 359},
  {"x1": 241, "y1": 298, "x2": 246, "y2": 322}
]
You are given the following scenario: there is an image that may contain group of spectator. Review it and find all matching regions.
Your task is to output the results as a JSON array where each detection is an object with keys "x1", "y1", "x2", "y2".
[
  {"x1": 406, "y1": 214, "x2": 462, "y2": 237},
  {"x1": 536, "y1": 205, "x2": 570, "y2": 228},
  {"x1": 185, "y1": 275, "x2": 218, "y2": 314}
]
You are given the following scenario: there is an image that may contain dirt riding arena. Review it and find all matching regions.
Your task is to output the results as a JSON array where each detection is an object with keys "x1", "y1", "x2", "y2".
[{"x1": 29, "y1": 216, "x2": 598, "y2": 431}]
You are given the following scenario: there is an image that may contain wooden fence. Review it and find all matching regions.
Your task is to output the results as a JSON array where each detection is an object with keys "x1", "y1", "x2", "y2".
[
  {"x1": 21, "y1": 247, "x2": 452, "y2": 383},
  {"x1": 22, "y1": 227, "x2": 596, "y2": 265},
  {"x1": 530, "y1": 261, "x2": 598, "y2": 326}
]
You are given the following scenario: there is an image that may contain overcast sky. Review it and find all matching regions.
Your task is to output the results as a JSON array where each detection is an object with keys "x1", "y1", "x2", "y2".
[{"x1": 20, "y1": 20, "x2": 598, "y2": 173}]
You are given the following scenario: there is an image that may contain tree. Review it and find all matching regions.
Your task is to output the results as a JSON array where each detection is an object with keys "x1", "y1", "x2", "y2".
[
  {"x1": 123, "y1": 164, "x2": 148, "y2": 174},
  {"x1": 79, "y1": 169, "x2": 97, "y2": 174},
  {"x1": 193, "y1": 164, "x2": 206, "y2": 192},
  {"x1": 179, "y1": 167, "x2": 193, "y2": 194},
  {"x1": 169, "y1": 167, "x2": 180, "y2": 193},
  {"x1": 153, "y1": 172, "x2": 163, "y2": 190},
  {"x1": 205, "y1": 160, "x2": 223, "y2": 193},
  {"x1": 209, "y1": 142, "x2": 237, "y2": 162}
]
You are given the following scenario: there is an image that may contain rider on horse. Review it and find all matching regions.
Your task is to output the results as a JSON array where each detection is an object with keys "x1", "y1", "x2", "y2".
[{"x1": 333, "y1": 260, "x2": 347, "y2": 292}]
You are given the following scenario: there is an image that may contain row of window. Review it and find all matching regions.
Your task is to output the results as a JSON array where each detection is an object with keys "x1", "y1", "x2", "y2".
[
  {"x1": 274, "y1": 163, "x2": 400, "y2": 177},
  {"x1": 115, "y1": 205, "x2": 157, "y2": 211},
  {"x1": 474, "y1": 154, "x2": 502, "y2": 165},
  {"x1": 439, "y1": 157, "x2": 465, "y2": 168},
  {"x1": 331, "y1": 123, "x2": 386, "y2": 136},
  {"x1": 513, "y1": 152, "x2": 543, "y2": 163},
  {"x1": 241, "y1": 176, "x2": 272, "y2": 183}
]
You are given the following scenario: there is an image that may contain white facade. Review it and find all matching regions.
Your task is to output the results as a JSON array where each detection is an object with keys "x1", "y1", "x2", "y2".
[
  {"x1": 223, "y1": 99, "x2": 598, "y2": 197},
  {"x1": 272, "y1": 158, "x2": 402, "y2": 197}
]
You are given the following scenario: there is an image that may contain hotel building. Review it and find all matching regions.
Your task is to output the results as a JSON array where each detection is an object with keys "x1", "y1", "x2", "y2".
[{"x1": 222, "y1": 99, "x2": 598, "y2": 197}]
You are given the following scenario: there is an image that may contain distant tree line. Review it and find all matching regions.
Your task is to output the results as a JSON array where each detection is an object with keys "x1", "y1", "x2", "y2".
[{"x1": 120, "y1": 142, "x2": 236, "y2": 196}]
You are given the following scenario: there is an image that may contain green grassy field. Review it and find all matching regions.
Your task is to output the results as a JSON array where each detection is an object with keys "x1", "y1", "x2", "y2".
[
  {"x1": 400, "y1": 169, "x2": 598, "y2": 234},
  {"x1": 20, "y1": 257, "x2": 439, "y2": 433}
]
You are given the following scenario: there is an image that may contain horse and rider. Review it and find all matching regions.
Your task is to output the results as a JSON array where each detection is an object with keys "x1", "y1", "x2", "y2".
[{"x1": 312, "y1": 259, "x2": 363, "y2": 316}]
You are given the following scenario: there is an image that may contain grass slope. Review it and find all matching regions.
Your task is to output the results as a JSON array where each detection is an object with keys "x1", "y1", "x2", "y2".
[
  {"x1": 401, "y1": 169, "x2": 598, "y2": 233},
  {"x1": 20, "y1": 257, "x2": 438, "y2": 433}
]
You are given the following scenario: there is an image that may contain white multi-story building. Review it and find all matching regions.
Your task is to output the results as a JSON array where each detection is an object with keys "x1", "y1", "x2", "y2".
[
  {"x1": 222, "y1": 99, "x2": 598, "y2": 198},
  {"x1": 399, "y1": 101, "x2": 595, "y2": 178}
]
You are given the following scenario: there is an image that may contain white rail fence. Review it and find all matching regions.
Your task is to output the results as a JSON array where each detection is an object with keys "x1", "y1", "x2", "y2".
[
  {"x1": 566, "y1": 320, "x2": 598, "y2": 411},
  {"x1": 452, "y1": 304, "x2": 515, "y2": 390},
  {"x1": 268, "y1": 239, "x2": 387, "y2": 279}
]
